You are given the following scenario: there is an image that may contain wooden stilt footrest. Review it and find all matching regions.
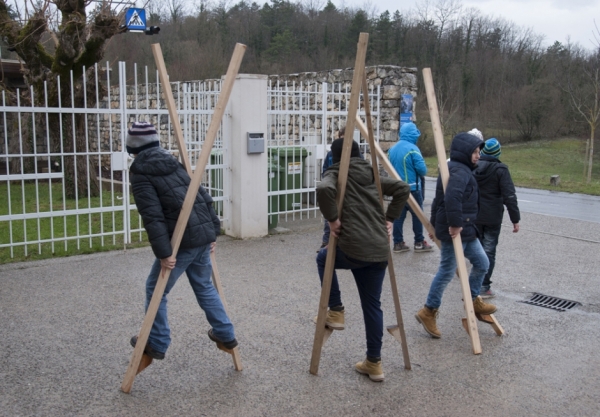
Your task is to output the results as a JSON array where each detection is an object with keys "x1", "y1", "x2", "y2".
[
  {"x1": 136, "y1": 354, "x2": 153, "y2": 375},
  {"x1": 386, "y1": 325, "x2": 402, "y2": 344},
  {"x1": 213, "y1": 342, "x2": 243, "y2": 371},
  {"x1": 313, "y1": 316, "x2": 335, "y2": 345},
  {"x1": 462, "y1": 313, "x2": 504, "y2": 336}
]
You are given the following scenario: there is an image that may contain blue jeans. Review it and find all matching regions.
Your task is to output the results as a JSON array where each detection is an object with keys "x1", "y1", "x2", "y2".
[
  {"x1": 478, "y1": 224, "x2": 502, "y2": 289},
  {"x1": 393, "y1": 189, "x2": 425, "y2": 244},
  {"x1": 425, "y1": 239, "x2": 489, "y2": 309},
  {"x1": 145, "y1": 245, "x2": 235, "y2": 353},
  {"x1": 316, "y1": 246, "x2": 388, "y2": 358}
]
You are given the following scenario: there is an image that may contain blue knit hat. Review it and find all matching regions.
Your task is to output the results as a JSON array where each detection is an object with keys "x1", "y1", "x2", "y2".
[{"x1": 481, "y1": 138, "x2": 501, "y2": 158}]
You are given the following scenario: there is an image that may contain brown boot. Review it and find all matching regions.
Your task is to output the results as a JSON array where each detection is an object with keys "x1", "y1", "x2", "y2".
[
  {"x1": 355, "y1": 357, "x2": 385, "y2": 382},
  {"x1": 415, "y1": 306, "x2": 441, "y2": 338},
  {"x1": 473, "y1": 296, "x2": 497, "y2": 315}
]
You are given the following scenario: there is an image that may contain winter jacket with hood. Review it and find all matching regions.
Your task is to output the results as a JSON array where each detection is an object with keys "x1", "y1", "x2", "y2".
[
  {"x1": 473, "y1": 154, "x2": 520, "y2": 226},
  {"x1": 388, "y1": 122, "x2": 427, "y2": 191},
  {"x1": 430, "y1": 133, "x2": 484, "y2": 242},
  {"x1": 130, "y1": 147, "x2": 221, "y2": 259},
  {"x1": 317, "y1": 158, "x2": 410, "y2": 262}
]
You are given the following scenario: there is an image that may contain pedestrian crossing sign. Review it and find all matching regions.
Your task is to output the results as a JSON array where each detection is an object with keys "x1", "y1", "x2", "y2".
[{"x1": 125, "y1": 8, "x2": 146, "y2": 32}]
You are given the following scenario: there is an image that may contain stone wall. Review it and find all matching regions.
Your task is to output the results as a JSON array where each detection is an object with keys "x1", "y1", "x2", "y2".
[
  {"x1": 268, "y1": 65, "x2": 417, "y2": 151},
  {"x1": 92, "y1": 65, "x2": 417, "y2": 158}
]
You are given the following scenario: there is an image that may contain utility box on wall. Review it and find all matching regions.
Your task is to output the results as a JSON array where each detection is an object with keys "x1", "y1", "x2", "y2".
[{"x1": 247, "y1": 132, "x2": 265, "y2": 154}]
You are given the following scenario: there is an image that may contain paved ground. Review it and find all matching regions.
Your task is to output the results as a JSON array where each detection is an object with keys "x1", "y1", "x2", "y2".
[{"x1": 1, "y1": 209, "x2": 599, "y2": 416}]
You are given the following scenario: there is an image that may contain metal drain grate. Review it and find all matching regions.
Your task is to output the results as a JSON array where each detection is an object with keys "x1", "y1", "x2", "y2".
[{"x1": 521, "y1": 293, "x2": 581, "y2": 312}]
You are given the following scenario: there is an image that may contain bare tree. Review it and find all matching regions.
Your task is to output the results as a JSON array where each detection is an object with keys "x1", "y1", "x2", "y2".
[
  {"x1": 0, "y1": 0, "x2": 127, "y2": 198},
  {"x1": 561, "y1": 42, "x2": 600, "y2": 183}
]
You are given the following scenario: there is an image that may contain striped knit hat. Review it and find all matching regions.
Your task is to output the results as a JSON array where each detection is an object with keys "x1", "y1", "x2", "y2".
[
  {"x1": 481, "y1": 138, "x2": 501, "y2": 158},
  {"x1": 126, "y1": 121, "x2": 159, "y2": 155}
]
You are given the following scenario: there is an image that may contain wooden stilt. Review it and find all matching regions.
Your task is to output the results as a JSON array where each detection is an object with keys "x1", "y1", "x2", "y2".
[
  {"x1": 211, "y1": 252, "x2": 243, "y2": 371},
  {"x1": 360, "y1": 74, "x2": 410, "y2": 370},
  {"x1": 422, "y1": 67, "x2": 507, "y2": 353},
  {"x1": 310, "y1": 33, "x2": 369, "y2": 376},
  {"x1": 121, "y1": 43, "x2": 246, "y2": 393},
  {"x1": 424, "y1": 67, "x2": 481, "y2": 354}
]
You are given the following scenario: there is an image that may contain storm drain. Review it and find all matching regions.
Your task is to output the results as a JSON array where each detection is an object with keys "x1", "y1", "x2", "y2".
[{"x1": 520, "y1": 293, "x2": 581, "y2": 312}]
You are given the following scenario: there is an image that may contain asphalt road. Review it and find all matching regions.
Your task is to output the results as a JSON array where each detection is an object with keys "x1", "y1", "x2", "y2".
[{"x1": 424, "y1": 177, "x2": 600, "y2": 224}]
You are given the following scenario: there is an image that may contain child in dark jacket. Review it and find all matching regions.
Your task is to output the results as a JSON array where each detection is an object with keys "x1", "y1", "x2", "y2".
[
  {"x1": 127, "y1": 121, "x2": 237, "y2": 360},
  {"x1": 415, "y1": 132, "x2": 496, "y2": 339}
]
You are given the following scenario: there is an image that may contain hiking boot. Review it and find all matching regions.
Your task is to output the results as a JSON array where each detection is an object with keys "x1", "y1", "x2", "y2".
[
  {"x1": 207, "y1": 329, "x2": 238, "y2": 350},
  {"x1": 480, "y1": 287, "x2": 495, "y2": 299},
  {"x1": 313, "y1": 307, "x2": 345, "y2": 330},
  {"x1": 355, "y1": 357, "x2": 385, "y2": 382},
  {"x1": 326, "y1": 308, "x2": 345, "y2": 330},
  {"x1": 415, "y1": 306, "x2": 441, "y2": 338},
  {"x1": 414, "y1": 240, "x2": 434, "y2": 252},
  {"x1": 130, "y1": 336, "x2": 165, "y2": 360},
  {"x1": 393, "y1": 242, "x2": 410, "y2": 253},
  {"x1": 473, "y1": 296, "x2": 497, "y2": 315}
]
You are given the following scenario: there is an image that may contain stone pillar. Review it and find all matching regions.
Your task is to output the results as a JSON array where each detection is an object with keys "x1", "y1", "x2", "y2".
[{"x1": 226, "y1": 74, "x2": 269, "y2": 239}]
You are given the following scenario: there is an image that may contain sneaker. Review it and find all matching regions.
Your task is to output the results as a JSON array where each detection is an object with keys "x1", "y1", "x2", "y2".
[
  {"x1": 414, "y1": 240, "x2": 434, "y2": 252},
  {"x1": 393, "y1": 242, "x2": 410, "y2": 253},
  {"x1": 130, "y1": 336, "x2": 165, "y2": 360},
  {"x1": 355, "y1": 357, "x2": 385, "y2": 382},
  {"x1": 415, "y1": 306, "x2": 441, "y2": 338},
  {"x1": 473, "y1": 296, "x2": 497, "y2": 315},
  {"x1": 207, "y1": 329, "x2": 238, "y2": 350},
  {"x1": 316, "y1": 242, "x2": 327, "y2": 253},
  {"x1": 480, "y1": 287, "x2": 495, "y2": 299},
  {"x1": 313, "y1": 307, "x2": 345, "y2": 330}
]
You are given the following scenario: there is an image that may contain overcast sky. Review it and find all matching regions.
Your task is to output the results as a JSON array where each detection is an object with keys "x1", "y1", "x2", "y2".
[{"x1": 332, "y1": 0, "x2": 600, "y2": 50}]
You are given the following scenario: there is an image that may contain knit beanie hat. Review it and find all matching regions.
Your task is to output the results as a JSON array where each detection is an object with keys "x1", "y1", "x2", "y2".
[
  {"x1": 331, "y1": 138, "x2": 361, "y2": 164},
  {"x1": 126, "y1": 121, "x2": 160, "y2": 154},
  {"x1": 468, "y1": 128, "x2": 484, "y2": 141},
  {"x1": 481, "y1": 138, "x2": 501, "y2": 158}
]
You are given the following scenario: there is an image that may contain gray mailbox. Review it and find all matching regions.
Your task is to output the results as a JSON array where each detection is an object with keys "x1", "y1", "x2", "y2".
[{"x1": 247, "y1": 132, "x2": 265, "y2": 154}]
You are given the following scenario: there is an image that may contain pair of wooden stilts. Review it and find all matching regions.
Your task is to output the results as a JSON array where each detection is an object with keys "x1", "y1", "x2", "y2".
[
  {"x1": 121, "y1": 43, "x2": 246, "y2": 393},
  {"x1": 310, "y1": 33, "x2": 504, "y2": 377}
]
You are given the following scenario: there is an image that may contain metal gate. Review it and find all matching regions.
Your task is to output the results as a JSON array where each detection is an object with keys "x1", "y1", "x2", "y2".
[
  {"x1": 266, "y1": 80, "x2": 380, "y2": 223},
  {"x1": 0, "y1": 62, "x2": 227, "y2": 260}
]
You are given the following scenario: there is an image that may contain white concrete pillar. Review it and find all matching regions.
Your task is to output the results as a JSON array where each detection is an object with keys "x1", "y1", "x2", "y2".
[{"x1": 226, "y1": 74, "x2": 268, "y2": 238}]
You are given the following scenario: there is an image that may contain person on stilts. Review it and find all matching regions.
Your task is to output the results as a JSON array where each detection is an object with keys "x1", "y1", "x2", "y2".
[
  {"x1": 127, "y1": 121, "x2": 237, "y2": 360},
  {"x1": 316, "y1": 137, "x2": 410, "y2": 381}
]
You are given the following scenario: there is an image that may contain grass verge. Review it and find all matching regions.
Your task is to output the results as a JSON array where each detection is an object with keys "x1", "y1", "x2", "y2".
[{"x1": 424, "y1": 138, "x2": 600, "y2": 195}]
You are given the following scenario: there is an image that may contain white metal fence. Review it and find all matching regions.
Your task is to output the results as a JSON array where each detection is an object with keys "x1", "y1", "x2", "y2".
[
  {"x1": 1, "y1": 68, "x2": 381, "y2": 259},
  {"x1": 266, "y1": 80, "x2": 380, "y2": 225},
  {"x1": 0, "y1": 62, "x2": 227, "y2": 259}
]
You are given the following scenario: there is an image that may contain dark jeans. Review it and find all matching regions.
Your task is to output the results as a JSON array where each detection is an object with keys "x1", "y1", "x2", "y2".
[
  {"x1": 316, "y1": 245, "x2": 388, "y2": 358},
  {"x1": 478, "y1": 224, "x2": 502, "y2": 289},
  {"x1": 322, "y1": 218, "x2": 330, "y2": 244},
  {"x1": 393, "y1": 189, "x2": 425, "y2": 244}
]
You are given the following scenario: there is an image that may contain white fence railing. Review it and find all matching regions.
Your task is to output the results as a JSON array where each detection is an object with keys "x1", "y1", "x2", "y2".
[
  {"x1": 0, "y1": 62, "x2": 226, "y2": 259},
  {"x1": 266, "y1": 80, "x2": 380, "y2": 224}
]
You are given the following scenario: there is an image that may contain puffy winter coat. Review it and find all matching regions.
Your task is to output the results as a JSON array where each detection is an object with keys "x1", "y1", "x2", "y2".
[
  {"x1": 317, "y1": 158, "x2": 410, "y2": 262},
  {"x1": 474, "y1": 155, "x2": 520, "y2": 226},
  {"x1": 130, "y1": 147, "x2": 221, "y2": 259},
  {"x1": 430, "y1": 133, "x2": 483, "y2": 242},
  {"x1": 388, "y1": 123, "x2": 427, "y2": 191}
]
